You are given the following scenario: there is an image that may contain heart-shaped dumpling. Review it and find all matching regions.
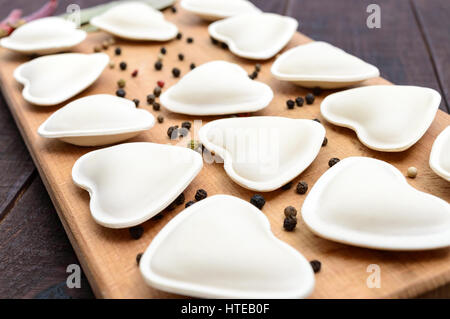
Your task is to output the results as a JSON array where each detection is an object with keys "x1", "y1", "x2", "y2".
[
  {"x1": 321, "y1": 85, "x2": 441, "y2": 152},
  {"x1": 208, "y1": 13, "x2": 298, "y2": 60},
  {"x1": 181, "y1": 0, "x2": 260, "y2": 21},
  {"x1": 160, "y1": 61, "x2": 273, "y2": 115},
  {"x1": 90, "y1": 2, "x2": 178, "y2": 41},
  {"x1": 0, "y1": 17, "x2": 86, "y2": 55},
  {"x1": 271, "y1": 42, "x2": 380, "y2": 88},
  {"x1": 14, "y1": 53, "x2": 109, "y2": 106},
  {"x1": 430, "y1": 126, "x2": 450, "y2": 181},
  {"x1": 302, "y1": 157, "x2": 450, "y2": 250},
  {"x1": 38, "y1": 94, "x2": 155, "y2": 146},
  {"x1": 199, "y1": 117, "x2": 325, "y2": 191},
  {"x1": 139, "y1": 194, "x2": 315, "y2": 298},
  {"x1": 72, "y1": 142, "x2": 203, "y2": 228}
]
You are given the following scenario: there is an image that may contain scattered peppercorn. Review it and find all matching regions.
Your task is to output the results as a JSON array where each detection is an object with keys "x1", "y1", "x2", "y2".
[
  {"x1": 117, "y1": 78, "x2": 126, "y2": 88},
  {"x1": 310, "y1": 260, "x2": 321, "y2": 273},
  {"x1": 312, "y1": 87, "x2": 322, "y2": 96},
  {"x1": 171, "y1": 5, "x2": 177, "y2": 13},
  {"x1": 181, "y1": 121, "x2": 192, "y2": 130},
  {"x1": 133, "y1": 99, "x2": 140, "y2": 107},
  {"x1": 190, "y1": 63, "x2": 196, "y2": 70},
  {"x1": 286, "y1": 99, "x2": 295, "y2": 109},
  {"x1": 154, "y1": 61, "x2": 163, "y2": 70},
  {"x1": 102, "y1": 41, "x2": 109, "y2": 50},
  {"x1": 136, "y1": 253, "x2": 143, "y2": 266},
  {"x1": 109, "y1": 62, "x2": 115, "y2": 69},
  {"x1": 250, "y1": 194, "x2": 265, "y2": 209},
  {"x1": 249, "y1": 71, "x2": 258, "y2": 80},
  {"x1": 116, "y1": 88, "x2": 126, "y2": 97},
  {"x1": 160, "y1": 47, "x2": 167, "y2": 55},
  {"x1": 296, "y1": 181, "x2": 308, "y2": 194},
  {"x1": 154, "y1": 86, "x2": 162, "y2": 97},
  {"x1": 295, "y1": 96, "x2": 304, "y2": 107},
  {"x1": 210, "y1": 36, "x2": 218, "y2": 45},
  {"x1": 195, "y1": 189, "x2": 207, "y2": 201},
  {"x1": 176, "y1": 32, "x2": 182, "y2": 40},
  {"x1": 313, "y1": 118, "x2": 321, "y2": 123},
  {"x1": 152, "y1": 102, "x2": 160, "y2": 111},
  {"x1": 407, "y1": 167, "x2": 418, "y2": 178},
  {"x1": 115, "y1": 47, "x2": 121, "y2": 55},
  {"x1": 131, "y1": 69, "x2": 138, "y2": 77},
  {"x1": 172, "y1": 67, "x2": 181, "y2": 77},
  {"x1": 147, "y1": 94, "x2": 155, "y2": 104},
  {"x1": 157, "y1": 80, "x2": 165, "y2": 88},
  {"x1": 167, "y1": 125, "x2": 179, "y2": 139},
  {"x1": 281, "y1": 181, "x2": 292, "y2": 190},
  {"x1": 175, "y1": 192, "x2": 185, "y2": 205},
  {"x1": 284, "y1": 206, "x2": 297, "y2": 218},
  {"x1": 119, "y1": 61, "x2": 127, "y2": 70},
  {"x1": 322, "y1": 137, "x2": 328, "y2": 147},
  {"x1": 187, "y1": 37, "x2": 193, "y2": 43},
  {"x1": 93, "y1": 45, "x2": 101, "y2": 52},
  {"x1": 221, "y1": 42, "x2": 228, "y2": 49},
  {"x1": 178, "y1": 53, "x2": 184, "y2": 61},
  {"x1": 328, "y1": 157, "x2": 340, "y2": 167},
  {"x1": 255, "y1": 63, "x2": 262, "y2": 72},
  {"x1": 129, "y1": 225, "x2": 144, "y2": 240},
  {"x1": 157, "y1": 53, "x2": 164, "y2": 61},
  {"x1": 157, "y1": 115, "x2": 164, "y2": 123},
  {"x1": 283, "y1": 216, "x2": 297, "y2": 231},
  {"x1": 185, "y1": 200, "x2": 195, "y2": 208},
  {"x1": 166, "y1": 200, "x2": 177, "y2": 211},
  {"x1": 305, "y1": 93, "x2": 315, "y2": 104}
]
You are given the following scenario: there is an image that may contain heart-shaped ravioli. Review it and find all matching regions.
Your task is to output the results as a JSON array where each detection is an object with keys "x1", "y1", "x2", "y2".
[
  {"x1": 302, "y1": 157, "x2": 450, "y2": 250},
  {"x1": 199, "y1": 117, "x2": 325, "y2": 191},
  {"x1": 430, "y1": 126, "x2": 450, "y2": 181},
  {"x1": 90, "y1": 2, "x2": 178, "y2": 41},
  {"x1": 72, "y1": 142, "x2": 203, "y2": 228},
  {"x1": 14, "y1": 53, "x2": 109, "y2": 106},
  {"x1": 140, "y1": 194, "x2": 315, "y2": 298},
  {"x1": 321, "y1": 85, "x2": 441, "y2": 151},
  {"x1": 208, "y1": 13, "x2": 298, "y2": 60},
  {"x1": 160, "y1": 61, "x2": 273, "y2": 115}
]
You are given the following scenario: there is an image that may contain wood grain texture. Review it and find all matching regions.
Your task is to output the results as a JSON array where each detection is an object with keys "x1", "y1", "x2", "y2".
[
  {"x1": 0, "y1": 4, "x2": 449, "y2": 299},
  {"x1": 286, "y1": 0, "x2": 449, "y2": 113}
]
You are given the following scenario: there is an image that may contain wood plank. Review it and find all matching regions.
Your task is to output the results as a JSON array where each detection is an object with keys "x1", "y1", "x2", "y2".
[
  {"x1": 0, "y1": 176, "x2": 93, "y2": 298},
  {"x1": 0, "y1": 2, "x2": 449, "y2": 299},
  {"x1": 412, "y1": 0, "x2": 450, "y2": 111},
  {"x1": 286, "y1": 0, "x2": 449, "y2": 113}
]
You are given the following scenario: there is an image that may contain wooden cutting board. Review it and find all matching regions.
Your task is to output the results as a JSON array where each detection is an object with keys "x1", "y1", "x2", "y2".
[{"x1": 0, "y1": 7, "x2": 449, "y2": 299}]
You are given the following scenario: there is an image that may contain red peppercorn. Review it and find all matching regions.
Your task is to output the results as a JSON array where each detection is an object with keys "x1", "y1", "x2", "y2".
[
  {"x1": 131, "y1": 69, "x2": 138, "y2": 77},
  {"x1": 157, "y1": 80, "x2": 165, "y2": 88}
]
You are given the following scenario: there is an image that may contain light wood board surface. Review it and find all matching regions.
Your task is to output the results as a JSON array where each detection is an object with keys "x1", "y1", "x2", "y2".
[{"x1": 0, "y1": 7, "x2": 449, "y2": 299}]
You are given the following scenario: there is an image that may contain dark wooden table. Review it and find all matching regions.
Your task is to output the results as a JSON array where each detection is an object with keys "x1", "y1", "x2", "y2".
[{"x1": 0, "y1": 0, "x2": 448, "y2": 299}]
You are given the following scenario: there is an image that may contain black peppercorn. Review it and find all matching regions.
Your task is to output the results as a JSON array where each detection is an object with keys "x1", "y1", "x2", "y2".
[
  {"x1": 119, "y1": 61, "x2": 127, "y2": 70},
  {"x1": 154, "y1": 61, "x2": 163, "y2": 70},
  {"x1": 281, "y1": 181, "x2": 292, "y2": 190},
  {"x1": 328, "y1": 157, "x2": 340, "y2": 167},
  {"x1": 312, "y1": 87, "x2": 322, "y2": 96},
  {"x1": 175, "y1": 192, "x2": 185, "y2": 205},
  {"x1": 221, "y1": 42, "x2": 228, "y2": 49},
  {"x1": 249, "y1": 71, "x2": 258, "y2": 80},
  {"x1": 136, "y1": 253, "x2": 143, "y2": 266},
  {"x1": 157, "y1": 115, "x2": 164, "y2": 123},
  {"x1": 147, "y1": 94, "x2": 155, "y2": 104},
  {"x1": 167, "y1": 126, "x2": 179, "y2": 139},
  {"x1": 172, "y1": 67, "x2": 181, "y2": 77},
  {"x1": 313, "y1": 118, "x2": 321, "y2": 123},
  {"x1": 284, "y1": 206, "x2": 297, "y2": 218},
  {"x1": 187, "y1": 37, "x2": 193, "y2": 43},
  {"x1": 133, "y1": 98, "x2": 140, "y2": 107},
  {"x1": 181, "y1": 121, "x2": 191, "y2": 130},
  {"x1": 166, "y1": 200, "x2": 177, "y2": 211},
  {"x1": 171, "y1": 6, "x2": 177, "y2": 13},
  {"x1": 310, "y1": 260, "x2": 321, "y2": 273},
  {"x1": 154, "y1": 86, "x2": 162, "y2": 97},
  {"x1": 160, "y1": 47, "x2": 167, "y2": 55},
  {"x1": 129, "y1": 225, "x2": 144, "y2": 240},
  {"x1": 210, "y1": 36, "x2": 218, "y2": 45},
  {"x1": 295, "y1": 96, "x2": 304, "y2": 107},
  {"x1": 305, "y1": 93, "x2": 315, "y2": 104},
  {"x1": 176, "y1": 32, "x2": 182, "y2": 40},
  {"x1": 195, "y1": 189, "x2": 207, "y2": 201},
  {"x1": 250, "y1": 194, "x2": 265, "y2": 209},
  {"x1": 116, "y1": 88, "x2": 126, "y2": 97},
  {"x1": 152, "y1": 102, "x2": 160, "y2": 111},
  {"x1": 178, "y1": 53, "x2": 184, "y2": 61},
  {"x1": 296, "y1": 181, "x2": 308, "y2": 194},
  {"x1": 190, "y1": 63, "x2": 196, "y2": 70},
  {"x1": 283, "y1": 216, "x2": 297, "y2": 231},
  {"x1": 322, "y1": 137, "x2": 328, "y2": 147},
  {"x1": 286, "y1": 99, "x2": 295, "y2": 109},
  {"x1": 115, "y1": 47, "x2": 121, "y2": 55},
  {"x1": 185, "y1": 200, "x2": 195, "y2": 208}
]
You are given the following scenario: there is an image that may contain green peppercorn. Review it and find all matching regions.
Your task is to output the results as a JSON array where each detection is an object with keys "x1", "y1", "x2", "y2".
[
  {"x1": 133, "y1": 99, "x2": 140, "y2": 107},
  {"x1": 116, "y1": 88, "x2": 126, "y2": 97},
  {"x1": 281, "y1": 182, "x2": 292, "y2": 190},
  {"x1": 286, "y1": 99, "x2": 295, "y2": 109},
  {"x1": 250, "y1": 194, "x2": 265, "y2": 209},
  {"x1": 136, "y1": 253, "x2": 143, "y2": 266},
  {"x1": 109, "y1": 62, "x2": 115, "y2": 69},
  {"x1": 157, "y1": 115, "x2": 164, "y2": 123},
  {"x1": 322, "y1": 137, "x2": 328, "y2": 147},
  {"x1": 129, "y1": 225, "x2": 144, "y2": 239},
  {"x1": 147, "y1": 94, "x2": 155, "y2": 104},
  {"x1": 328, "y1": 157, "x2": 340, "y2": 167},
  {"x1": 102, "y1": 41, "x2": 109, "y2": 50},
  {"x1": 310, "y1": 260, "x2": 321, "y2": 273},
  {"x1": 283, "y1": 216, "x2": 297, "y2": 231},
  {"x1": 181, "y1": 121, "x2": 191, "y2": 130},
  {"x1": 154, "y1": 86, "x2": 162, "y2": 97},
  {"x1": 152, "y1": 102, "x2": 160, "y2": 111},
  {"x1": 119, "y1": 61, "x2": 127, "y2": 70},
  {"x1": 295, "y1": 97, "x2": 304, "y2": 107},
  {"x1": 154, "y1": 61, "x2": 163, "y2": 70},
  {"x1": 178, "y1": 53, "x2": 184, "y2": 61},
  {"x1": 195, "y1": 189, "x2": 207, "y2": 201},
  {"x1": 296, "y1": 181, "x2": 308, "y2": 194},
  {"x1": 284, "y1": 206, "x2": 297, "y2": 218},
  {"x1": 185, "y1": 200, "x2": 195, "y2": 208},
  {"x1": 172, "y1": 67, "x2": 181, "y2": 78},
  {"x1": 117, "y1": 78, "x2": 126, "y2": 88},
  {"x1": 305, "y1": 93, "x2": 315, "y2": 104}
]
